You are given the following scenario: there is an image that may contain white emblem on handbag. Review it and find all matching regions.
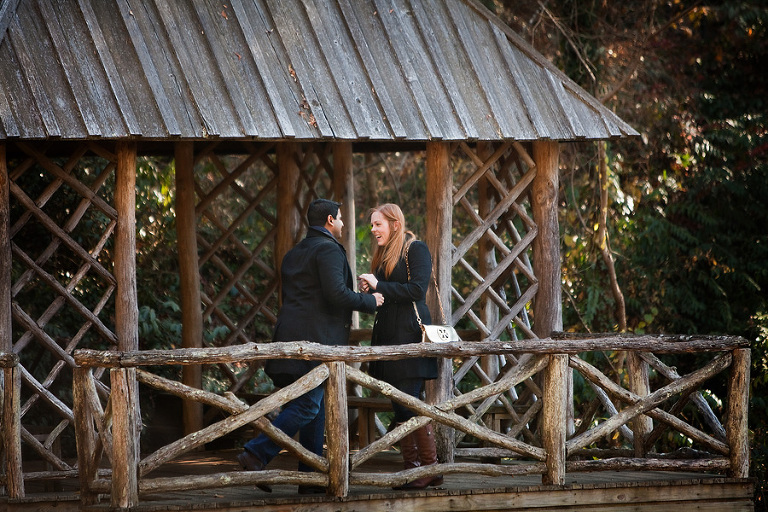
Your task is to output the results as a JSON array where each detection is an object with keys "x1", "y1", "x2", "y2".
[{"x1": 406, "y1": 242, "x2": 461, "y2": 344}]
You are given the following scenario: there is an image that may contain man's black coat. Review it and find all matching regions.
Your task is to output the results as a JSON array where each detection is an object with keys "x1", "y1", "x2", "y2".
[{"x1": 265, "y1": 228, "x2": 377, "y2": 386}]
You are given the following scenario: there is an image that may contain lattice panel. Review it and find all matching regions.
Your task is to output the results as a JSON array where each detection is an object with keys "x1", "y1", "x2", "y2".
[
  {"x1": 292, "y1": 143, "x2": 337, "y2": 235},
  {"x1": 194, "y1": 142, "x2": 336, "y2": 391},
  {"x1": 450, "y1": 141, "x2": 537, "y2": 340},
  {"x1": 567, "y1": 351, "x2": 729, "y2": 458},
  {"x1": 8, "y1": 141, "x2": 118, "y2": 469},
  {"x1": 195, "y1": 142, "x2": 279, "y2": 348},
  {"x1": 448, "y1": 141, "x2": 541, "y2": 451}
]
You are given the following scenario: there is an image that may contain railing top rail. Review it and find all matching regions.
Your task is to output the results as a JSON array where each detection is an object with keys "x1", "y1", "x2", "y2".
[
  {"x1": 73, "y1": 335, "x2": 750, "y2": 368},
  {"x1": 0, "y1": 351, "x2": 19, "y2": 367}
]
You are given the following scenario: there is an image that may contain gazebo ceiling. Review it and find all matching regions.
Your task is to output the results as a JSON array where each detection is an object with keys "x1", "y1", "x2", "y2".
[{"x1": 0, "y1": 0, "x2": 638, "y2": 143}]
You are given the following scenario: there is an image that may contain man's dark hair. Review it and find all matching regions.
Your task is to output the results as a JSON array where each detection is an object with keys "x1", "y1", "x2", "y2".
[{"x1": 307, "y1": 199, "x2": 341, "y2": 226}]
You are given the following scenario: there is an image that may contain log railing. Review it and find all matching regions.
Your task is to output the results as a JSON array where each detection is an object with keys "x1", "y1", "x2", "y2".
[{"x1": 9, "y1": 335, "x2": 750, "y2": 507}]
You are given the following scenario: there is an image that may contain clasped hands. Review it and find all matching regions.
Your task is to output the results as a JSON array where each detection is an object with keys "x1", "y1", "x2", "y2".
[{"x1": 358, "y1": 274, "x2": 383, "y2": 306}]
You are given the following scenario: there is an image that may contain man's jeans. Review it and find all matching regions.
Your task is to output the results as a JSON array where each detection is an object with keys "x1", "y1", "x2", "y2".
[{"x1": 243, "y1": 385, "x2": 325, "y2": 472}]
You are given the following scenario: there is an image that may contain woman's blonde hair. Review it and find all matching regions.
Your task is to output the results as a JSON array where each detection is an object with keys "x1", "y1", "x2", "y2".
[{"x1": 370, "y1": 203, "x2": 415, "y2": 278}]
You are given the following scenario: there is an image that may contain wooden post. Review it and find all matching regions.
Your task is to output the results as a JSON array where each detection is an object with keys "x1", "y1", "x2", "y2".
[
  {"x1": 628, "y1": 352, "x2": 652, "y2": 456},
  {"x1": 276, "y1": 142, "x2": 302, "y2": 302},
  {"x1": 111, "y1": 368, "x2": 139, "y2": 508},
  {"x1": 325, "y1": 362, "x2": 349, "y2": 497},
  {"x1": 115, "y1": 141, "x2": 139, "y2": 350},
  {"x1": 726, "y1": 348, "x2": 750, "y2": 478},
  {"x1": 3, "y1": 365, "x2": 23, "y2": 498},
  {"x1": 425, "y1": 141, "x2": 454, "y2": 463},
  {"x1": 114, "y1": 142, "x2": 139, "y2": 507},
  {"x1": 73, "y1": 367, "x2": 98, "y2": 505},
  {"x1": 531, "y1": 141, "x2": 562, "y2": 337},
  {"x1": 175, "y1": 142, "x2": 203, "y2": 437},
  {"x1": 332, "y1": 142, "x2": 365, "y2": 438},
  {"x1": 332, "y1": 142, "x2": 357, "y2": 325},
  {"x1": 531, "y1": 141, "x2": 573, "y2": 436},
  {"x1": 0, "y1": 143, "x2": 22, "y2": 497},
  {"x1": 0, "y1": 142, "x2": 11, "y2": 354},
  {"x1": 542, "y1": 354, "x2": 567, "y2": 485}
]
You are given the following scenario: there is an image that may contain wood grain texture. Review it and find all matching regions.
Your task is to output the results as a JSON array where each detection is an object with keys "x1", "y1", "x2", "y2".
[{"x1": 0, "y1": 0, "x2": 639, "y2": 141}]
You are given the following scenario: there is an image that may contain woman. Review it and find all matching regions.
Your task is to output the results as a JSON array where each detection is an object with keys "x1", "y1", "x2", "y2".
[{"x1": 358, "y1": 203, "x2": 443, "y2": 490}]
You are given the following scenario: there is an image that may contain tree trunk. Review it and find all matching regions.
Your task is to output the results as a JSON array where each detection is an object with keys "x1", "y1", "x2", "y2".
[{"x1": 597, "y1": 141, "x2": 627, "y2": 331}]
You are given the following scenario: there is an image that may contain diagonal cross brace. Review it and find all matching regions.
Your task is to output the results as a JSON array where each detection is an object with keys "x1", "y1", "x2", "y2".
[{"x1": 567, "y1": 353, "x2": 732, "y2": 454}]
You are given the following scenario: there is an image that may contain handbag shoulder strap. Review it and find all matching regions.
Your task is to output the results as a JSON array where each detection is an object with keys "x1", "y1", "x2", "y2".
[{"x1": 405, "y1": 242, "x2": 448, "y2": 325}]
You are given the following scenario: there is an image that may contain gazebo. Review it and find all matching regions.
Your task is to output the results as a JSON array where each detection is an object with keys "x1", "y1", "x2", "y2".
[{"x1": 2, "y1": 1, "x2": 751, "y2": 510}]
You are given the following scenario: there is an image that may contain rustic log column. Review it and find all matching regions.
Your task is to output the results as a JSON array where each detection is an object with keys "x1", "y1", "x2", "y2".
[
  {"x1": 477, "y1": 142, "x2": 499, "y2": 380},
  {"x1": 3, "y1": 365, "x2": 23, "y2": 498},
  {"x1": 325, "y1": 361, "x2": 349, "y2": 497},
  {"x1": 332, "y1": 142, "x2": 357, "y2": 325},
  {"x1": 73, "y1": 367, "x2": 97, "y2": 505},
  {"x1": 175, "y1": 142, "x2": 203, "y2": 436},
  {"x1": 116, "y1": 142, "x2": 139, "y2": 348},
  {"x1": 276, "y1": 142, "x2": 302, "y2": 303},
  {"x1": 628, "y1": 352, "x2": 652, "y2": 456},
  {"x1": 114, "y1": 142, "x2": 139, "y2": 507},
  {"x1": 333, "y1": 142, "x2": 364, "y2": 436},
  {"x1": 531, "y1": 140, "x2": 562, "y2": 337},
  {"x1": 532, "y1": 141, "x2": 572, "y2": 436},
  {"x1": 425, "y1": 141, "x2": 454, "y2": 463},
  {"x1": 0, "y1": 143, "x2": 11, "y2": 354},
  {"x1": 111, "y1": 368, "x2": 139, "y2": 507},
  {"x1": 726, "y1": 348, "x2": 750, "y2": 478},
  {"x1": 0, "y1": 144, "x2": 21, "y2": 496},
  {"x1": 542, "y1": 354, "x2": 567, "y2": 485}
]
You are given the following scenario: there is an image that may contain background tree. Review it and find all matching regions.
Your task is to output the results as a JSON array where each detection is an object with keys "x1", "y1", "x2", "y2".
[{"x1": 486, "y1": 0, "x2": 767, "y2": 505}]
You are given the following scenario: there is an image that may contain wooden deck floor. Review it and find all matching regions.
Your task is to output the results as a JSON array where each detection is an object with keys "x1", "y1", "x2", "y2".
[{"x1": 5, "y1": 449, "x2": 755, "y2": 511}]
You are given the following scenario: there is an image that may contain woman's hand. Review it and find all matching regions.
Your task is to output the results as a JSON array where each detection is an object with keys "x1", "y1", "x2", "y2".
[{"x1": 358, "y1": 273, "x2": 378, "y2": 292}]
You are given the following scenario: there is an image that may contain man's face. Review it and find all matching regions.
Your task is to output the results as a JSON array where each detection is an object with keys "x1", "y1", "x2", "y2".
[{"x1": 328, "y1": 209, "x2": 344, "y2": 240}]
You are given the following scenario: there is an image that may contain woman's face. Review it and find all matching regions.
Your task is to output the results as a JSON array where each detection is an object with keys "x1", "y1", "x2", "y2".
[{"x1": 370, "y1": 211, "x2": 393, "y2": 247}]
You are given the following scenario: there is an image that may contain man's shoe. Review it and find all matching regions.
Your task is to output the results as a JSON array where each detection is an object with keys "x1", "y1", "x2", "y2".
[
  {"x1": 237, "y1": 451, "x2": 272, "y2": 493},
  {"x1": 298, "y1": 485, "x2": 326, "y2": 494}
]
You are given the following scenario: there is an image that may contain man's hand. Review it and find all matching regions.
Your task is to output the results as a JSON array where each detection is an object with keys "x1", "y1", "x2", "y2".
[
  {"x1": 358, "y1": 273, "x2": 378, "y2": 292},
  {"x1": 372, "y1": 292, "x2": 384, "y2": 307}
]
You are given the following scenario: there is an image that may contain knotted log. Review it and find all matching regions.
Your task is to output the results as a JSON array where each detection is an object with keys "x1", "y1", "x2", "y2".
[{"x1": 73, "y1": 335, "x2": 751, "y2": 368}]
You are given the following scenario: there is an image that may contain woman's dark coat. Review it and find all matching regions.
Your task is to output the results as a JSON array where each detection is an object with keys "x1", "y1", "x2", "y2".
[
  {"x1": 266, "y1": 228, "x2": 378, "y2": 386},
  {"x1": 368, "y1": 240, "x2": 438, "y2": 384}
]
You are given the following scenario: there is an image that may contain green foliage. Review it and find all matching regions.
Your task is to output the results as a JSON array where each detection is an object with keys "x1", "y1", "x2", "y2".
[
  {"x1": 134, "y1": 157, "x2": 183, "y2": 350},
  {"x1": 491, "y1": 0, "x2": 768, "y2": 500},
  {"x1": 614, "y1": 1, "x2": 767, "y2": 502}
]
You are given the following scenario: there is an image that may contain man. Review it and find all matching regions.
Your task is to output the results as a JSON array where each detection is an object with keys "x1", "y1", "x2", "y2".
[{"x1": 237, "y1": 199, "x2": 383, "y2": 494}]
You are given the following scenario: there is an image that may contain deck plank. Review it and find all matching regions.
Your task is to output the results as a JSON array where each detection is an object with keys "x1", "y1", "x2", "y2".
[{"x1": 5, "y1": 450, "x2": 755, "y2": 512}]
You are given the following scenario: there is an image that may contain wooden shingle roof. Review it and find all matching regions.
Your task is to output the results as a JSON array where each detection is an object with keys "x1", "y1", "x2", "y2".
[{"x1": 0, "y1": 0, "x2": 639, "y2": 142}]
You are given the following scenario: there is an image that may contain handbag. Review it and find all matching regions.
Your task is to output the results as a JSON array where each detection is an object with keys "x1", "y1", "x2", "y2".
[{"x1": 406, "y1": 243, "x2": 461, "y2": 343}]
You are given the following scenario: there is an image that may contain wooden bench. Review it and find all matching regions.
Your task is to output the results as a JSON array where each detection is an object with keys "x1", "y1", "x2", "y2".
[{"x1": 347, "y1": 396, "x2": 392, "y2": 447}]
